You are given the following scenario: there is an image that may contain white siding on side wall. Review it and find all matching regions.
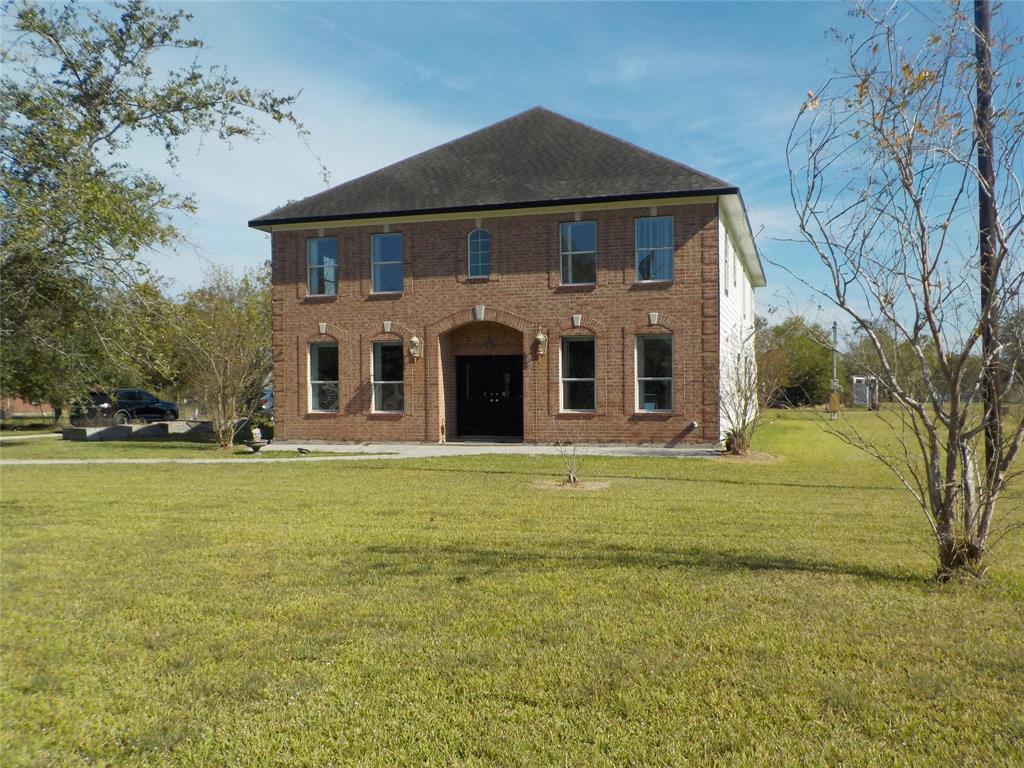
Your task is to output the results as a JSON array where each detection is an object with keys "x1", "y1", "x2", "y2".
[{"x1": 719, "y1": 219, "x2": 757, "y2": 442}]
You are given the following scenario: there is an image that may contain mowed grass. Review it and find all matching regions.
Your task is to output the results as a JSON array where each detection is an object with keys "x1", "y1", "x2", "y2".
[
  {"x1": 1, "y1": 411, "x2": 1022, "y2": 766},
  {"x1": 0, "y1": 436, "x2": 375, "y2": 460}
]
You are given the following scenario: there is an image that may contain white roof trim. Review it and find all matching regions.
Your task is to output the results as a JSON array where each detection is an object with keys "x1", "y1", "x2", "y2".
[{"x1": 719, "y1": 193, "x2": 767, "y2": 288}]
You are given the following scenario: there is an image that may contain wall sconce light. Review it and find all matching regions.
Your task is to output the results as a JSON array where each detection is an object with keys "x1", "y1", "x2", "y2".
[
  {"x1": 534, "y1": 330, "x2": 548, "y2": 357},
  {"x1": 408, "y1": 334, "x2": 424, "y2": 360},
  {"x1": 317, "y1": 322, "x2": 327, "y2": 335}
]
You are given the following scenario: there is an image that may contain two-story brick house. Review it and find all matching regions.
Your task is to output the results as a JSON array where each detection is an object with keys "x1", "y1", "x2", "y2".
[{"x1": 249, "y1": 107, "x2": 764, "y2": 445}]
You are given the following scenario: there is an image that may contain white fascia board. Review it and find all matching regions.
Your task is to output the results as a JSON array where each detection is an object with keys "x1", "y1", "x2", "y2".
[{"x1": 719, "y1": 193, "x2": 767, "y2": 288}]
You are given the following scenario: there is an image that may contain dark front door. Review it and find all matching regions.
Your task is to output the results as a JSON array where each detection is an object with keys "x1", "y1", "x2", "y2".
[{"x1": 456, "y1": 355, "x2": 523, "y2": 438}]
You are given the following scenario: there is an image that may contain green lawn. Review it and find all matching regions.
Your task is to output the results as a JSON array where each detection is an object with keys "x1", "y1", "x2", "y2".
[
  {"x1": 0, "y1": 435, "x2": 359, "y2": 460},
  {"x1": 2, "y1": 411, "x2": 1022, "y2": 766}
]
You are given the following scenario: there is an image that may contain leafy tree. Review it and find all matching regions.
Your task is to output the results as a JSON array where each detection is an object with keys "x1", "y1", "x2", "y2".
[
  {"x1": 0, "y1": 0, "x2": 317, "y2": 406},
  {"x1": 761, "y1": 317, "x2": 839, "y2": 405},
  {"x1": 173, "y1": 266, "x2": 270, "y2": 448}
]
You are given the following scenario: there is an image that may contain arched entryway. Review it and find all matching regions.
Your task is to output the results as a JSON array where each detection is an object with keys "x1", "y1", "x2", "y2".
[{"x1": 441, "y1": 321, "x2": 524, "y2": 439}]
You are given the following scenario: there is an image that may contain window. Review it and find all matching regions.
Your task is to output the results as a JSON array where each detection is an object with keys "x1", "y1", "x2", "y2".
[
  {"x1": 559, "y1": 221, "x2": 597, "y2": 285},
  {"x1": 723, "y1": 236, "x2": 730, "y2": 296},
  {"x1": 371, "y1": 233, "x2": 403, "y2": 293},
  {"x1": 309, "y1": 343, "x2": 339, "y2": 412},
  {"x1": 560, "y1": 337, "x2": 596, "y2": 411},
  {"x1": 468, "y1": 229, "x2": 492, "y2": 278},
  {"x1": 307, "y1": 238, "x2": 338, "y2": 296},
  {"x1": 636, "y1": 335, "x2": 673, "y2": 412},
  {"x1": 635, "y1": 216, "x2": 673, "y2": 282},
  {"x1": 372, "y1": 341, "x2": 404, "y2": 412}
]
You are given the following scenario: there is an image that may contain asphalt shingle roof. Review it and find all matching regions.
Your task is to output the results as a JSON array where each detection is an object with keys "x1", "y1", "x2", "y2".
[{"x1": 249, "y1": 107, "x2": 738, "y2": 227}]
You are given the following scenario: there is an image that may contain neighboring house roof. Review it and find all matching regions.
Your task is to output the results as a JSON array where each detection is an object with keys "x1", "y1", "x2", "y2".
[{"x1": 249, "y1": 106, "x2": 766, "y2": 286}]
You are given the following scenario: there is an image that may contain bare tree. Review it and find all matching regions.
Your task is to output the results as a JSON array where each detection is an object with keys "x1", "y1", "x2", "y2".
[
  {"x1": 551, "y1": 417, "x2": 588, "y2": 485},
  {"x1": 721, "y1": 328, "x2": 785, "y2": 455},
  {"x1": 174, "y1": 266, "x2": 271, "y2": 448},
  {"x1": 783, "y1": 1, "x2": 1024, "y2": 578}
]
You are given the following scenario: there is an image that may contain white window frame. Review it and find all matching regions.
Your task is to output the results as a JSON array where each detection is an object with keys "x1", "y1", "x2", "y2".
[
  {"x1": 559, "y1": 221, "x2": 597, "y2": 286},
  {"x1": 307, "y1": 237, "x2": 338, "y2": 297},
  {"x1": 371, "y1": 341, "x2": 404, "y2": 413},
  {"x1": 308, "y1": 342, "x2": 339, "y2": 413},
  {"x1": 635, "y1": 334, "x2": 673, "y2": 413},
  {"x1": 467, "y1": 228, "x2": 492, "y2": 279},
  {"x1": 559, "y1": 336, "x2": 596, "y2": 413},
  {"x1": 723, "y1": 235, "x2": 731, "y2": 297},
  {"x1": 371, "y1": 233, "x2": 404, "y2": 294},
  {"x1": 634, "y1": 216, "x2": 674, "y2": 283}
]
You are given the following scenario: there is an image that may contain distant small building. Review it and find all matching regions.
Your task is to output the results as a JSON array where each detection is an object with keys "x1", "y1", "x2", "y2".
[{"x1": 851, "y1": 375, "x2": 880, "y2": 408}]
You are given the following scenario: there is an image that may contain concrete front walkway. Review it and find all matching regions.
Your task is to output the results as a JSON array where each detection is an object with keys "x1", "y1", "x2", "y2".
[
  {"x1": 0, "y1": 441, "x2": 719, "y2": 466},
  {"x1": 262, "y1": 441, "x2": 720, "y2": 460},
  {"x1": 0, "y1": 432, "x2": 60, "y2": 442}
]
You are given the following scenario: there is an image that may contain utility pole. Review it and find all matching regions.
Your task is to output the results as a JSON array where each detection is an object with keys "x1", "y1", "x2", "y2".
[
  {"x1": 975, "y1": 0, "x2": 1000, "y2": 499},
  {"x1": 830, "y1": 320, "x2": 840, "y2": 421}
]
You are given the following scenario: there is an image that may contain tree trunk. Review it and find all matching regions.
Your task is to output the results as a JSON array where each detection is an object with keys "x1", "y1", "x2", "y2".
[{"x1": 976, "y1": 0, "x2": 1001, "y2": 526}]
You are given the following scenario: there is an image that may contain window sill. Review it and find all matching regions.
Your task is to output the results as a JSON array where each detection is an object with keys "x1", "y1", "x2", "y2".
[
  {"x1": 367, "y1": 291, "x2": 403, "y2": 300},
  {"x1": 303, "y1": 294, "x2": 338, "y2": 302},
  {"x1": 307, "y1": 410, "x2": 339, "y2": 416},
  {"x1": 631, "y1": 279, "x2": 674, "y2": 289},
  {"x1": 556, "y1": 410, "x2": 596, "y2": 418},
  {"x1": 369, "y1": 411, "x2": 404, "y2": 419},
  {"x1": 464, "y1": 276, "x2": 491, "y2": 283},
  {"x1": 554, "y1": 283, "x2": 597, "y2": 293},
  {"x1": 630, "y1": 410, "x2": 673, "y2": 418}
]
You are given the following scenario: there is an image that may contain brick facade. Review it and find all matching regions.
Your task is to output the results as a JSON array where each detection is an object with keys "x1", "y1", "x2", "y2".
[{"x1": 270, "y1": 201, "x2": 721, "y2": 444}]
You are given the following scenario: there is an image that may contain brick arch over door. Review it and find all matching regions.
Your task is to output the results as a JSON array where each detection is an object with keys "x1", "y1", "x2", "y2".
[{"x1": 426, "y1": 305, "x2": 538, "y2": 338}]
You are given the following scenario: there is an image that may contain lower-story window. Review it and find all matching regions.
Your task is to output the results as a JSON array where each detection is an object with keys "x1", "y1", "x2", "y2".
[
  {"x1": 372, "y1": 341, "x2": 404, "y2": 412},
  {"x1": 309, "y1": 342, "x2": 339, "y2": 412},
  {"x1": 636, "y1": 334, "x2": 673, "y2": 411},
  {"x1": 560, "y1": 336, "x2": 596, "y2": 411}
]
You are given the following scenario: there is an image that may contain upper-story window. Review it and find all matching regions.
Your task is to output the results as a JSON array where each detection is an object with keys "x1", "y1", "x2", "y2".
[
  {"x1": 559, "y1": 221, "x2": 597, "y2": 285},
  {"x1": 723, "y1": 235, "x2": 731, "y2": 296},
  {"x1": 468, "y1": 229, "x2": 492, "y2": 278},
  {"x1": 371, "y1": 233, "x2": 404, "y2": 293},
  {"x1": 635, "y1": 216, "x2": 673, "y2": 282},
  {"x1": 307, "y1": 237, "x2": 338, "y2": 296}
]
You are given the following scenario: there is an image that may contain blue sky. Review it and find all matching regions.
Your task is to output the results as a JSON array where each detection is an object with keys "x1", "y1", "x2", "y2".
[{"x1": 139, "y1": 1, "x2": 929, "y2": 316}]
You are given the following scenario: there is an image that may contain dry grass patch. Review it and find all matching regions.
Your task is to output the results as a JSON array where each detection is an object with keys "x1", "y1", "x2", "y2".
[{"x1": 532, "y1": 479, "x2": 611, "y2": 491}]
